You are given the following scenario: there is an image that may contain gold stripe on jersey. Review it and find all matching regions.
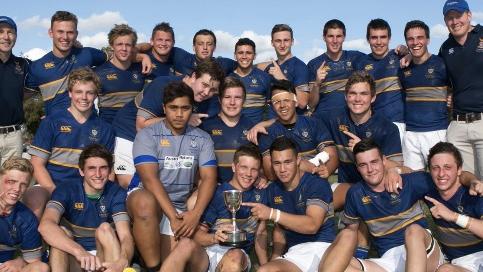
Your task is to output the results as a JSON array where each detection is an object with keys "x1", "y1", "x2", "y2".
[
  {"x1": 374, "y1": 77, "x2": 402, "y2": 94},
  {"x1": 319, "y1": 79, "x2": 348, "y2": 94},
  {"x1": 39, "y1": 76, "x2": 68, "y2": 101},
  {"x1": 99, "y1": 91, "x2": 140, "y2": 108},
  {"x1": 405, "y1": 86, "x2": 447, "y2": 102},
  {"x1": 49, "y1": 147, "x2": 83, "y2": 169},
  {"x1": 243, "y1": 93, "x2": 266, "y2": 108},
  {"x1": 435, "y1": 225, "x2": 481, "y2": 247},
  {"x1": 215, "y1": 149, "x2": 237, "y2": 167}
]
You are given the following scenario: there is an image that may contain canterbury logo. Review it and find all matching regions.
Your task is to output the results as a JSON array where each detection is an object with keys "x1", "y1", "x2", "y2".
[
  {"x1": 106, "y1": 74, "x2": 118, "y2": 80},
  {"x1": 74, "y1": 202, "x2": 84, "y2": 210},
  {"x1": 44, "y1": 62, "x2": 55, "y2": 69},
  {"x1": 211, "y1": 129, "x2": 223, "y2": 136},
  {"x1": 60, "y1": 126, "x2": 72, "y2": 133}
]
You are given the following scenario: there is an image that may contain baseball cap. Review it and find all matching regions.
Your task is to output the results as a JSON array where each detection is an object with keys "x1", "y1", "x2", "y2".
[
  {"x1": 443, "y1": 0, "x2": 470, "y2": 16},
  {"x1": 0, "y1": 16, "x2": 17, "y2": 32}
]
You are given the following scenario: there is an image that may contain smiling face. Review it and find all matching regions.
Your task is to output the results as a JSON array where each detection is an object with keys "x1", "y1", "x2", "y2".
[
  {"x1": 429, "y1": 153, "x2": 462, "y2": 193},
  {"x1": 0, "y1": 170, "x2": 30, "y2": 207},
  {"x1": 323, "y1": 27, "x2": 345, "y2": 56},
  {"x1": 80, "y1": 157, "x2": 111, "y2": 194},
  {"x1": 231, "y1": 155, "x2": 260, "y2": 191},
  {"x1": 271, "y1": 90, "x2": 297, "y2": 124},
  {"x1": 345, "y1": 82, "x2": 375, "y2": 117},
  {"x1": 220, "y1": 86, "x2": 244, "y2": 119},
  {"x1": 68, "y1": 81, "x2": 97, "y2": 115},
  {"x1": 355, "y1": 148, "x2": 386, "y2": 190},
  {"x1": 49, "y1": 20, "x2": 78, "y2": 56},
  {"x1": 0, "y1": 23, "x2": 16, "y2": 55},
  {"x1": 111, "y1": 34, "x2": 135, "y2": 63},
  {"x1": 444, "y1": 10, "x2": 472, "y2": 40},
  {"x1": 405, "y1": 27, "x2": 430, "y2": 60},
  {"x1": 151, "y1": 30, "x2": 174, "y2": 58},
  {"x1": 190, "y1": 73, "x2": 220, "y2": 102},
  {"x1": 235, "y1": 44, "x2": 255, "y2": 70},
  {"x1": 368, "y1": 28, "x2": 390, "y2": 59}
]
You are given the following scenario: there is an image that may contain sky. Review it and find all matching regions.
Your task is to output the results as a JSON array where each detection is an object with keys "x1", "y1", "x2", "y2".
[{"x1": 5, "y1": 0, "x2": 483, "y2": 62}]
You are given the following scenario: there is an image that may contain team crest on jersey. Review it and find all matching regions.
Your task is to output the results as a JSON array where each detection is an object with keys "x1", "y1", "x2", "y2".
[
  {"x1": 387, "y1": 58, "x2": 397, "y2": 69},
  {"x1": 212, "y1": 129, "x2": 223, "y2": 136},
  {"x1": 106, "y1": 74, "x2": 118, "y2": 80},
  {"x1": 44, "y1": 62, "x2": 55, "y2": 69},
  {"x1": 74, "y1": 202, "x2": 84, "y2": 210},
  {"x1": 99, "y1": 202, "x2": 108, "y2": 218},
  {"x1": 477, "y1": 38, "x2": 483, "y2": 52},
  {"x1": 89, "y1": 128, "x2": 99, "y2": 142},
  {"x1": 404, "y1": 70, "x2": 412, "y2": 77},
  {"x1": 457, "y1": 205, "x2": 464, "y2": 213},
  {"x1": 70, "y1": 55, "x2": 77, "y2": 64},
  {"x1": 365, "y1": 131, "x2": 372, "y2": 138},
  {"x1": 255, "y1": 193, "x2": 261, "y2": 202},
  {"x1": 170, "y1": 67, "x2": 175, "y2": 74},
  {"x1": 274, "y1": 196, "x2": 283, "y2": 204},
  {"x1": 14, "y1": 61, "x2": 24, "y2": 75},
  {"x1": 364, "y1": 64, "x2": 373, "y2": 71},
  {"x1": 8, "y1": 224, "x2": 17, "y2": 240},
  {"x1": 390, "y1": 193, "x2": 401, "y2": 205},
  {"x1": 190, "y1": 139, "x2": 197, "y2": 148},
  {"x1": 361, "y1": 196, "x2": 372, "y2": 205},
  {"x1": 60, "y1": 126, "x2": 72, "y2": 133},
  {"x1": 252, "y1": 78, "x2": 257, "y2": 84},
  {"x1": 132, "y1": 73, "x2": 141, "y2": 83},
  {"x1": 242, "y1": 130, "x2": 248, "y2": 136},
  {"x1": 160, "y1": 139, "x2": 171, "y2": 147},
  {"x1": 425, "y1": 67, "x2": 435, "y2": 79},
  {"x1": 338, "y1": 124, "x2": 349, "y2": 133},
  {"x1": 346, "y1": 61, "x2": 352, "y2": 68}
]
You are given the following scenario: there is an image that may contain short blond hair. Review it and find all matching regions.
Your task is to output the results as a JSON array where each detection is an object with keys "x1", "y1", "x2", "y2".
[
  {"x1": 0, "y1": 157, "x2": 34, "y2": 178},
  {"x1": 108, "y1": 24, "x2": 137, "y2": 46},
  {"x1": 67, "y1": 67, "x2": 101, "y2": 94}
]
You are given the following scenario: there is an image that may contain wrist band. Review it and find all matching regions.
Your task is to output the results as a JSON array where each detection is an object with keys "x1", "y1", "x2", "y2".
[
  {"x1": 275, "y1": 209, "x2": 281, "y2": 223},
  {"x1": 269, "y1": 208, "x2": 274, "y2": 221},
  {"x1": 455, "y1": 213, "x2": 470, "y2": 228}
]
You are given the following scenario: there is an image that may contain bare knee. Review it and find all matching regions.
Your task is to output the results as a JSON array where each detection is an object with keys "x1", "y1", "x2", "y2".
[
  {"x1": 174, "y1": 238, "x2": 200, "y2": 257},
  {"x1": 220, "y1": 249, "x2": 245, "y2": 272},
  {"x1": 22, "y1": 186, "x2": 50, "y2": 219},
  {"x1": 436, "y1": 264, "x2": 456, "y2": 272},
  {"x1": 127, "y1": 190, "x2": 159, "y2": 220},
  {"x1": 95, "y1": 222, "x2": 115, "y2": 240},
  {"x1": 258, "y1": 263, "x2": 281, "y2": 272},
  {"x1": 404, "y1": 224, "x2": 426, "y2": 241}
]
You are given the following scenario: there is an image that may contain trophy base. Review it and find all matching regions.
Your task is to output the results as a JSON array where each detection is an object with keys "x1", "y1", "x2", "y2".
[{"x1": 219, "y1": 230, "x2": 248, "y2": 248}]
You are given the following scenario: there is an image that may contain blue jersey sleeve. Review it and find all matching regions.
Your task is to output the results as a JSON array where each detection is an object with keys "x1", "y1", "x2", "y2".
[
  {"x1": 313, "y1": 118, "x2": 334, "y2": 149},
  {"x1": 405, "y1": 172, "x2": 433, "y2": 199},
  {"x1": 18, "y1": 209, "x2": 42, "y2": 261},
  {"x1": 201, "y1": 190, "x2": 222, "y2": 227},
  {"x1": 138, "y1": 80, "x2": 165, "y2": 118},
  {"x1": 28, "y1": 118, "x2": 54, "y2": 159},
  {"x1": 292, "y1": 61, "x2": 310, "y2": 88},
  {"x1": 47, "y1": 185, "x2": 70, "y2": 215},
  {"x1": 341, "y1": 186, "x2": 361, "y2": 225},
  {"x1": 110, "y1": 185, "x2": 129, "y2": 222},
  {"x1": 87, "y1": 47, "x2": 108, "y2": 66},
  {"x1": 476, "y1": 197, "x2": 483, "y2": 218},
  {"x1": 132, "y1": 126, "x2": 159, "y2": 166},
  {"x1": 258, "y1": 132, "x2": 272, "y2": 156},
  {"x1": 101, "y1": 124, "x2": 115, "y2": 153},
  {"x1": 305, "y1": 175, "x2": 332, "y2": 212},
  {"x1": 381, "y1": 122, "x2": 402, "y2": 158},
  {"x1": 198, "y1": 132, "x2": 217, "y2": 167}
]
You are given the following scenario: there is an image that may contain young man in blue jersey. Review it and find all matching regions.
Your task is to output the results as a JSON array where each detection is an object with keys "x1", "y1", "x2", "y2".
[
  {"x1": 127, "y1": 81, "x2": 217, "y2": 271},
  {"x1": 308, "y1": 19, "x2": 366, "y2": 116},
  {"x1": 256, "y1": 80, "x2": 338, "y2": 181},
  {"x1": 319, "y1": 139, "x2": 450, "y2": 272},
  {"x1": 147, "y1": 22, "x2": 176, "y2": 78},
  {"x1": 0, "y1": 158, "x2": 49, "y2": 272},
  {"x1": 404, "y1": 142, "x2": 482, "y2": 272},
  {"x1": 200, "y1": 76, "x2": 254, "y2": 183},
  {"x1": 25, "y1": 68, "x2": 115, "y2": 219},
  {"x1": 258, "y1": 24, "x2": 310, "y2": 111},
  {"x1": 25, "y1": 10, "x2": 151, "y2": 116},
  {"x1": 357, "y1": 19, "x2": 406, "y2": 142},
  {"x1": 112, "y1": 60, "x2": 223, "y2": 188},
  {"x1": 160, "y1": 144, "x2": 268, "y2": 272},
  {"x1": 230, "y1": 38, "x2": 271, "y2": 124},
  {"x1": 400, "y1": 20, "x2": 449, "y2": 171},
  {"x1": 39, "y1": 144, "x2": 133, "y2": 272},
  {"x1": 95, "y1": 24, "x2": 146, "y2": 124},
  {"x1": 244, "y1": 137, "x2": 336, "y2": 272}
]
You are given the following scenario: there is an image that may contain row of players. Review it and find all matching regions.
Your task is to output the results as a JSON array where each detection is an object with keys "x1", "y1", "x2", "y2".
[{"x1": 2, "y1": 66, "x2": 482, "y2": 271}]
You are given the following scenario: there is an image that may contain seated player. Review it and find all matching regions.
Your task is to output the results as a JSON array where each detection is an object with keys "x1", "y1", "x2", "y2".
[
  {"x1": 160, "y1": 144, "x2": 268, "y2": 272},
  {"x1": 406, "y1": 142, "x2": 482, "y2": 272},
  {"x1": 112, "y1": 59, "x2": 224, "y2": 188},
  {"x1": 319, "y1": 139, "x2": 448, "y2": 272},
  {"x1": 229, "y1": 38, "x2": 272, "y2": 124},
  {"x1": 244, "y1": 137, "x2": 336, "y2": 272},
  {"x1": 0, "y1": 158, "x2": 49, "y2": 272},
  {"x1": 39, "y1": 144, "x2": 133, "y2": 272},
  {"x1": 127, "y1": 81, "x2": 217, "y2": 271},
  {"x1": 257, "y1": 80, "x2": 338, "y2": 180},
  {"x1": 95, "y1": 24, "x2": 146, "y2": 124},
  {"x1": 25, "y1": 68, "x2": 115, "y2": 219},
  {"x1": 200, "y1": 76, "x2": 254, "y2": 183}
]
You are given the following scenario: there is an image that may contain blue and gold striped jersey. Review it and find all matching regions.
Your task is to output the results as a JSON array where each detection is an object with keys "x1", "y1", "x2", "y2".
[{"x1": 46, "y1": 181, "x2": 128, "y2": 251}]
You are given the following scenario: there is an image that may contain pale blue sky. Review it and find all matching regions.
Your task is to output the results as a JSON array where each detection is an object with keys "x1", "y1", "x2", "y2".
[{"x1": 5, "y1": 0, "x2": 483, "y2": 62}]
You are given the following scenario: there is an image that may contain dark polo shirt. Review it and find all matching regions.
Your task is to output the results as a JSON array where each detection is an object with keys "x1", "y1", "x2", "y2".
[
  {"x1": 0, "y1": 54, "x2": 29, "y2": 126},
  {"x1": 439, "y1": 24, "x2": 483, "y2": 115}
]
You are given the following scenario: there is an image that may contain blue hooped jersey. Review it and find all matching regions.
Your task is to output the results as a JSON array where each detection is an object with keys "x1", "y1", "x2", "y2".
[
  {"x1": 26, "y1": 47, "x2": 108, "y2": 116},
  {"x1": 95, "y1": 62, "x2": 146, "y2": 124},
  {"x1": 321, "y1": 108, "x2": 402, "y2": 183},
  {"x1": 230, "y1": 68, "x2": 272, "y2": 124},
  {"x1": 308, "y1": 50, "x2": 365, "y2": 114},
  {"x1": 200, "y1": 115, "x2": 254, "y2": 183},
  {"x1": 399, "y1": 55, "x2": 449, "y2": 132},
  {"x1": 267, "y1": 173, "x2": 335, "y2": 248},
  {"x1": 28, "y1": 109, "x2": 115, "y2": 186},
  {"x1": 46, "y1": 181, "x2": 129, "y2": 251},
  {"x1": 342, "y1": 172, "x2": 432, "y2": 256},
  {"x1": 172, "y1": 47, "x2": 236, "y2": 75},
  {"x1": 356, "y1": 50, "x2": 404, "y2": 123},
  {"x1": 264, "y1": 57, "x2": 309, "y2": 89},
  {"x1": 202, "y1": 182, "x2": 268, "y2": 252},
  {"x1": 258, "y1": 115, "x2": 333, "y2": 159},
  {"x1": 425, "y1": 186, "x2": 483, "y2": 260},
  {"x1": 0, "y1": 202, "x2": 42, "y2": 263}
]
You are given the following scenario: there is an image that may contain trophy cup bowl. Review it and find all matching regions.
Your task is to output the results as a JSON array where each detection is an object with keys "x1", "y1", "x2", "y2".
[{"x1": 220, "y1": 190, "x2": 248, "y2": 247}]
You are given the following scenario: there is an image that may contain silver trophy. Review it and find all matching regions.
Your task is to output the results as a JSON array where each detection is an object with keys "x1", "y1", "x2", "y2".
[{"x1": 221, "y1": 190, "x2": 247, "y2": 247}]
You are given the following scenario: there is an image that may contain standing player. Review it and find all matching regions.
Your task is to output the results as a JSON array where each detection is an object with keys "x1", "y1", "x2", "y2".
[
  {"x1": 0, "y1": 158, "x2": 49, "y2": 272},
  {"x1": 200, "y1": 76, "x2": 254, "y2": 183},
  {"x1": 26, "y1": 11, "x2": 151, "y2": 116},
  {"x1": 439, "y1": 0, "x2": 483, "y2": 180},
  {"x1": 160, "y1": 144, "x2": 268, "y2": 272},
  {"x1": 146, "y1": 22, "x2": 177, "y2": 78},
  {"x1": 230, "y1": 38, "x2": 272, "y2": 124},
  {"x1": 95, "y1": 24, "x2": 146, "y2": 124},
  {"x1": 308, "y1": 19, "x2": 365, "y2": 116},
  {"x1": 357, "y1": 19, "x2": 406, "y2": 141},
  {"x1": 244, "y1": 137, "x2": 336, "y2": 272},
  {"x1": 25, "y1": 68, "x2": 115, "y2": 218},
  {"x1": 257, "y1": 80, "x2": 338, "y2": 181},
  {"x1": 126, "y1": 81, "x2": 217, "y2": 271},
  {"x1": 39, "y1": 144, "x2": 133, "y2": 272},
  {"x1": 112, "y1": 60, "x2": 224, "y2": 188},
  {"x1": 258, "y1": 24, "x2": 310, "y2": 111},
  {"x1": 400, "y1": 20, "x2": 449, "y2": 170}
]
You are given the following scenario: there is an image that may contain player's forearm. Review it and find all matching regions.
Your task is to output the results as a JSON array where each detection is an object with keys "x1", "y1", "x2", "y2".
[
  {"x1": 119, "y1": 236, "x2": 134, "y2": 265},
  {"x1": 276, "y1": 211, "x2": 323, "y2": 234},
  {"x1": 254, "y1": 221, "x2": 269, "y2": 265},
  {"x1": 459, "y1": 171, "x2": 478, "y2": 187},
  {"x1": 295, "y1": 89, "x2": 309, "y2": 109},
  {"x1": 270, "y1": 225, "x2": 286, "y2": 260},
  {"x1": 467, "y1": 217, "x2": 483, "y2": 238},
  {"x1": 308, "y1": 83, "x2": 320, "y2": 109},
  {"x1": 262, "y1": 157, "x2": 276, "y2": 181},
  {"x1": 324, "y1": 146, "x2": 339, "y2": 175},
  {"x1": 192, "y1": 170, "x2": 217, "y2": 215},
  {"x1": 136, "y1": 42, "x2": 152, "y2": 53},
  {"x1": 193, "y1": 228, "x2": 215, "y2": 247},
  {"x1": 135, "y1": 116, "x2": 162, "y2": 132},
  {"x1": 39, "y1": 222, "x2": 85, "y2": 257},
  {"x1": 31, "y1": 160, "x2": 56, "y2": 192}
]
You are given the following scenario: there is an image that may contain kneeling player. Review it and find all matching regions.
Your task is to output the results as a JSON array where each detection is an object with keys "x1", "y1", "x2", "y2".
[
  {"x1": 39, "y1": 144, "x2": 133, "y2": 272},
  {"x1": 0, "y1": 158, "x2": 49, "y2": 272},
  {"x1": 245, "y1": 137, "x2": 335, "y2": 272},
  {"x1": 160, "y1": 144, "x2": 267, "y2": 272}
]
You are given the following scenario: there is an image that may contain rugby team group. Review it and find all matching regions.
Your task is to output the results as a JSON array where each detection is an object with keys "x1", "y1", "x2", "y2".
[{"x1": 0, "y1": 0, "x2": 482, "y2": 271}]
